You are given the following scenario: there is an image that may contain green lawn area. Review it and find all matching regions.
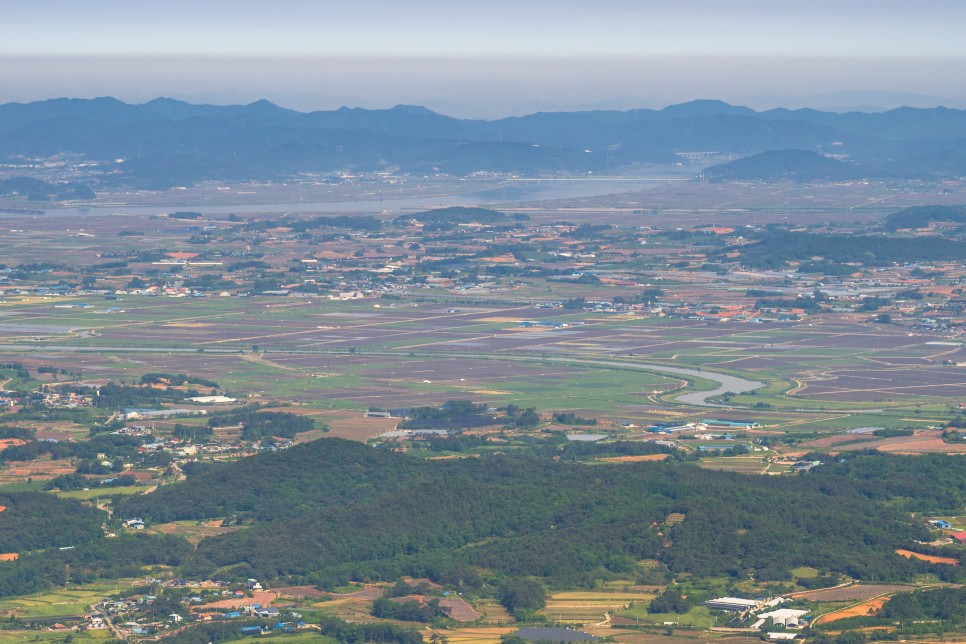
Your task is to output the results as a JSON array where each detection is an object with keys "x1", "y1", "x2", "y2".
[
  {"x1": 0, "y1": 480, "x2": 47, "y2": 492},
  {"x1": 55, "y1": 485, "x2": 151, "y2": 500},
  {"x1": 697, "y1": 455, "x2": 769, "y2": 474},
  {"x1": 808, "y1": 601, "x2": 852, "y2": 618},
  {"x1": 619, "y1": 604, "x2": 718, "y2": 628},
  {"x1": 791, "y1": 566, "x2": 819, "y2": 579},
  {"x1": 773, "y1": 413, "x2": 942, "y2": 431}
]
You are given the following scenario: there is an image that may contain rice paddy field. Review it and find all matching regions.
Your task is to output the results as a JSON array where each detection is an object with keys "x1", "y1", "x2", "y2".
[
  {"x1": 0, "y1": 580, "x2": 140, "y2": 619},
  {"x1": 539, "y1": 589, "x2": 658, "y2": 624},
  {"x1": 1, "y1": 292, "x2": 964, "y2": 429},
  {"x1": 0, "y1": 630, "x2": 116, "y2": 644}
]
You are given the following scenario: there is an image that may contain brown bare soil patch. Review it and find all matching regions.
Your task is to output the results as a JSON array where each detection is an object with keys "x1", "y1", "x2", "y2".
[
  {"x1": 1, "y1": 459, "x2": 74, "y2": 481},
  {"x1": 296, "y1": 411, "x2": 399, "y2": 443},
  {"x1": 440, "y1": 596, "x2": 481, "y2": 622},
  {"x1": 799, "y1": 434, "x2": 881, "y2": 449},
  {"x1": 442, "y1": 626, "x2": 515, "y2": 643},
  {"x1": 0, "y1": 505, "x2": 6, "y2": 513},
  {"x1": 0, "y1": 439, "x2": 26, "y2": 450},
  {"x1": 815, "y1": 596, "x2": 890, "y2": 625},
  {"x1": 896, "y1": 549, "x2": 959, "y2": 565},
  {"x1": 837, "y1": 431, "x2": 966, "y2": 454},
  {"x1": 344, "y1": 586, "x2": 387, "y2": 601},
  {"x1": 193, "y1": 591, "x2": 276, "y2": 612},
  {"x1": 0, "y1": 553, "x2": 18, "y2": 561},
  {"x1": 790, "y1": 584, "x2": 913, "y2": 602},
  {"x1": 597, "y1": 454, "x2": 670, "y2": 463},
  {"x1": 152, "y1": 521, "x2": 243, "y2": 545},
  {"x1": 275, "y1": 586, "x2": 329, "y2": 600}
]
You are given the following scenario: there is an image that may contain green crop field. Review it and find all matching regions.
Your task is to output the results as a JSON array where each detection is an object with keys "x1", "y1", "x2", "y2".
[
  {"x1": 0, "y1": 580, "x2": 139, "y2": 619},
  {"x1": 55, "y1": 485, "x2": 152, "y2": 500},
  {"x1": 540, "y1": 589, "x2": 658, "y2": 623},
  {"x1": 619, "y1": 604, "x2": 718, "y2": 628}
]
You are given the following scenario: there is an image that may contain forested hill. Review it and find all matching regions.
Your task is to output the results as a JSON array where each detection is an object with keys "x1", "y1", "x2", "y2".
[
  {"x1": 0, "y1": 492, "x2": 103, "y2": 552},
  {"x1": 703, "y1": 149, "x2": 861, "y2": 182},
  {"x1": 0, "y1": 492, "x2": 191, "y2": 598},
  {"x1": 716, "y1": 231, "x2": 966, "y2": 270},
  {"x1": 118, "y1": 439, "x2": 964, "y2": 589},
  {"x1": 880, "y1": 204, "x2": 966, "y2": 231},
  {"x1": 6, "y1": 98, "x2": 966, "y2": 186}
]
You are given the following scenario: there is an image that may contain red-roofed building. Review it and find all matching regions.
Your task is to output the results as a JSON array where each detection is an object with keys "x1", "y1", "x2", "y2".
[{"x1": 951, "y1": 531, "x2": 966, "y2": 544}]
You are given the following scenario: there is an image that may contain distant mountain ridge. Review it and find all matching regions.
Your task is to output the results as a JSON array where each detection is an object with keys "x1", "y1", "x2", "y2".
[{"x1": 3, "y1": 97, "x2": 966, "y2": 187}]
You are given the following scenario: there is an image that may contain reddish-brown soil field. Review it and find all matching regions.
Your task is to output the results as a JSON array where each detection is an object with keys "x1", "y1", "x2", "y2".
[
  {"x1": 193, "y1": 591, "x2": 276, "y2": 612},
  {"x1": 439, "y1": 626, "x2": 516, "y2": 643},
  {"x1": 1, "y1": 459, "x2": 74, "y2": 480},
  {"x1": 895, "y1": 549, "x2": 959, "y2": 565},
  {"x1": 815, "y1": 596, "x2": 890, "y2": 625},
  {"x1": 597, "y1": 454, "x2": 670, "y2": 463},
  {"x1": 799, "y1": 434, "x2": 883, "y2": 449},
  {"x1": 836, "y1": 431, "x2": 966, "y2": 454}
]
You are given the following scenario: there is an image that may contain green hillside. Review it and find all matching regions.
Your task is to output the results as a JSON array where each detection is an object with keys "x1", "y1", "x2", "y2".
[{"x1": 118, "y1": 440, "x2": 965, "y2": 589}]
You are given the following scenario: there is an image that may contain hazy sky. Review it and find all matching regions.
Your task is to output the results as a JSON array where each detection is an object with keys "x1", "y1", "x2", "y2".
[{"x1": 2, "y1": 0, "x2": 966, "y2": 117}]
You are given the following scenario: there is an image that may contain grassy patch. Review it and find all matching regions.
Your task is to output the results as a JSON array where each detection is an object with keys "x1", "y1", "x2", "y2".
[
  {"x1": 618, "y1": 604, "x2": 718, "y2": 628},
  {"x1": 55, "y1": 485, "x2": 151, "y2": 500}
]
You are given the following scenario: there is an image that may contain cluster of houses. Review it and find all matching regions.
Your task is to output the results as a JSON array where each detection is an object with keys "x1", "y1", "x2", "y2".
[
  {"x1": 89, "y1": 577, "x2": 305, "y2": 637},
  {"x1": 928, "y1": 519, "x2": 966, "y2": 543},
  {"x1": 41, "y1": 389, "x2": 93, "y2": 408},
  {"x1": 0, "y1": 390, "x2": 22, "y2": 409}
]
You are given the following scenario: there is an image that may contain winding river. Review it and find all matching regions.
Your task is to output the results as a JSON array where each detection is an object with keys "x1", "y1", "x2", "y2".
[{"x1": 537, "y1": 357, "x2": 764, "y2": 407}]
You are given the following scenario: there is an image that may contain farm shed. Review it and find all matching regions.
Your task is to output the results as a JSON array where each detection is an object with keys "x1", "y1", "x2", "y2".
[{"x1": 704, "y1": 597, "x2": 760, "y2": 611}]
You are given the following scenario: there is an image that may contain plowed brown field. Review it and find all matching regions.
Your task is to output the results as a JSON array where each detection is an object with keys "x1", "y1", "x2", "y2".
[
  {"x1": 895, "y1": 549, "x2": 959, "y2": 565},
  {"x1": 597, "y1": 454, "x2": 670, "y2": 463},
  {"x1": 815, "y1": 597, "x2": 889, "y2": 625}
]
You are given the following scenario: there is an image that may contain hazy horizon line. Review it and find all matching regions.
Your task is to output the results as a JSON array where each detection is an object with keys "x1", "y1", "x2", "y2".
[{"x1": 2, "y1": 92, "x2": 965, "y2": 119}]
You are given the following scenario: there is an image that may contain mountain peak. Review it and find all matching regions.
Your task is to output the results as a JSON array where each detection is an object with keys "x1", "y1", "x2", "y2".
[
  {"x1": 659, "y1": 99, "x2": 755, "y2": 118},
  {"x1": 389, "y1": 104, "x2": 439, "y2": 115}
]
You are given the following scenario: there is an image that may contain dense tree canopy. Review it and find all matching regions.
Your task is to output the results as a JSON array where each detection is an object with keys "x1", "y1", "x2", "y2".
[{"x1": 118, "y1": 440, "x2": 962, "y2": 590}]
